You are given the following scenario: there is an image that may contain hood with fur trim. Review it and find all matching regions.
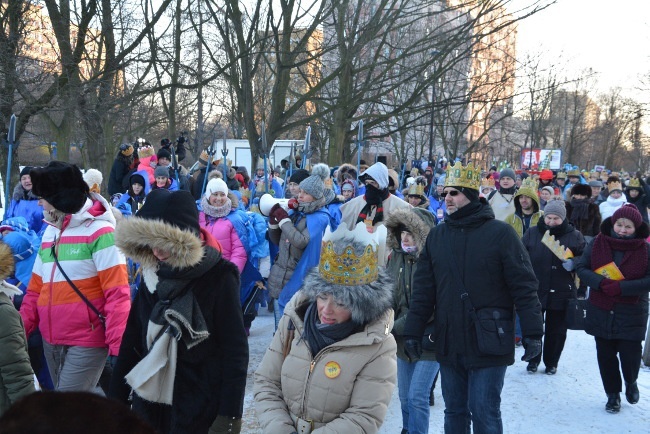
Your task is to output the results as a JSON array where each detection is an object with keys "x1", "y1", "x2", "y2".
[
  {"x1": 384, "y1": 207, "x2": 436, "y2": 252},
  {"x1": 0, "y1": 242, "x2": 15, "y2": 282},
  {"x1": 337, "y1": 163, "x2": 358, "y2": 185},
  {"x1": 115, "y1": 217, "x2": 204, "y2": 271},
  {"x1": 300, "y1": 253, "x2": 394, "y2": 326}
]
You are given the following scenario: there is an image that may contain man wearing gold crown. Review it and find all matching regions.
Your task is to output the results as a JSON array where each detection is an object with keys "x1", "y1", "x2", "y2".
[{"x1": 402, "y1": 162, "x2": 543, "y2": 434}]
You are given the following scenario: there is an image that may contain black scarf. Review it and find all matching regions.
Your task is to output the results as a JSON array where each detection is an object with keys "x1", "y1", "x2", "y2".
[
  {"x1": 356, "y1": 185, "x2": 390, "y2": 226},
  {"x1": 569, "y1": 197, "x2": 590, "y2": 222},
  {"x1": 536, "y1": 217, "x2": 572, "y2": 237},
  {"x1": 302, "y1": 302, "x2": 357, "y2": 356}
]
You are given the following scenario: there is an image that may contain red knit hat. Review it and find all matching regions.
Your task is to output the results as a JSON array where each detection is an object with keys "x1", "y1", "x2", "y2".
[
  {"x1": 611, "y1": 204, "x2": 643, "y2": 228},
  {"x1": 539, "y1": 169, "x2": 554, "y2": 180}
]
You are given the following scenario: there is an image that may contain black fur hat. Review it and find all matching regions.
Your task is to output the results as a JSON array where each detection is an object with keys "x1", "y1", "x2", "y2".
[
  {"x1": 30, "y1": 161, "x2": 89, "y2": 214},
  {"x1": 136, "y1": 189, "x2": 200, "y2": 235},
  {"x1": 570, "y1": 183, "x2": 592, "y2": 197}
]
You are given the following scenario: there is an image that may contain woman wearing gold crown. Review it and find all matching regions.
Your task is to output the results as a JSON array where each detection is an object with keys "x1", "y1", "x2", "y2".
[
  {"x1": 254, "y1": 223, "x2": 397, "y2": 434},
  {"x1": 599, "y1": 179, "x2": 627, "y2": 221}
]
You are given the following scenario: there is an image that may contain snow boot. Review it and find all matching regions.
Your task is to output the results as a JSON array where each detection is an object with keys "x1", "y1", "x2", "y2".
[
  {"x1": 605, "y1": 393, "x2": 621, "y2": 413},
  {"x1": 625, "y1": 382, "x2": 639, "y2": 404},
  {"x1": 526, "y1": 362, "x2": 538, "y2": 373}
]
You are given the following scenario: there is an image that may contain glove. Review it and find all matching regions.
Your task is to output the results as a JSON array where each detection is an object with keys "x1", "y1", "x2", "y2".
[
  {"x1": 562, "y1": 259, "x2": 575, "y2": 272},
  {"x1": 271, "y1": 206, "x2": 289, "y2": 225},
  {"x1": 600, "y1": 278, "x2": 621, "y2": 297},
  {"x1": 521, "y1": 338, "x2": 542, "y2": 362},
  {"x1": 268, "y1": 203, "x2": 281, "y2": 225},
  {"x1": 208, "y1": 415, "x2": 242, "y2": 434},
  {"x1": 404, "y1": 338, "x2": 422, "y2": 362}
]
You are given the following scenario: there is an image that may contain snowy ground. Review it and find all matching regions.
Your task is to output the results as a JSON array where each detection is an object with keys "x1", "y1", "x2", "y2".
[{"x1": 244, "y1": 308, "x2": 649, "y2": 433}]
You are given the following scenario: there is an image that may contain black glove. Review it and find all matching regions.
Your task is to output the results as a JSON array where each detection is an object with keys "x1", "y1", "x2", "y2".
[
  {"x1": 520, "y1": 338, "x2": 542, "y2": 362},
  {"x1": 404, "y1": 338, "x2": 422, "y2": 362}
]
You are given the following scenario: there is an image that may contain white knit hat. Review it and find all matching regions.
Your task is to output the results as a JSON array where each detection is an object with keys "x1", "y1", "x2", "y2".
[{"x1": 204, "y1": 178, "x2": 228, "y2": 199}]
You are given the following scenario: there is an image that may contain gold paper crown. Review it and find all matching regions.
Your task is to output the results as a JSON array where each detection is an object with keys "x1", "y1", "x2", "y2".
[
  {"x1": 481, "y1": 178, "x2": 495, "y2": 188},
  {"x1": 541, "y1": 230, "x2": 574, "y2": 261},
  {"x1": 408, "y1": 183, "x2": 425, "y2": 197},
  {"x1": 567, "y1": 169, "x2": 581, "y2": 177},
  {"x1": 515, "y1": 177, "x2": 539, "y2": 196},
  {"x1": 628, "y1": 178, "x2": 641, "y2": 188},
  {"x1": 138, "y1": 145, "x2": 155, "y2": 159},
  {"x1": 444, "y1": 162, "x2": 481, "y2": 190},
  {"x1": 608, "y1": 181, "x2": 623, "y2": 192},
  {"x1": 556, "y1": 171, "x2": 567, "y2": 179},
  {"x1": 319, "y1": 223, "x2": 386, "y2": 286}
]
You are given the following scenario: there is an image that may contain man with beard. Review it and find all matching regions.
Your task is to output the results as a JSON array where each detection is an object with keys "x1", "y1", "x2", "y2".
[
  {"x1": 340, "y1": 162, "x2": 410, "y2": 264},
  {"x1": 505, "y1": 178, "x2": 544, "y2": 238},
  {"x1": 566, "y1": 183, "x2": 601, "y2": 241}
]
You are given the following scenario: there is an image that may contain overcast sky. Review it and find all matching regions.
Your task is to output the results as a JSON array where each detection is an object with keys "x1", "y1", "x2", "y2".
[{"x1": 509, "y1": 0, "x2": 650, "y2": 100}]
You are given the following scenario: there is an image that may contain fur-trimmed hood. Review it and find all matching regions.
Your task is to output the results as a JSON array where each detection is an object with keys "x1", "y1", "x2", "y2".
[
  {"x1": 115, "y1": 217, "x2": 203, "y2": 271},
  {"x1": 0, "y1": 242, "x2": 15, "y2": 282},
  {"x1": 384, "y1": 207, "x2": 436, "y2": 252},
  {"x1": 300, "y1": 263, "x2": 394, "y2": 326},
  {"x1": 12, "y1": 182, "x2": 38, "y2": 202}
]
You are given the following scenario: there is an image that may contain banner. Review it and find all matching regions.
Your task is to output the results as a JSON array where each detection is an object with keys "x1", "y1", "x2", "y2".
[{"x1": 521, "y1": 149, "x2": 562, "y2": 170}]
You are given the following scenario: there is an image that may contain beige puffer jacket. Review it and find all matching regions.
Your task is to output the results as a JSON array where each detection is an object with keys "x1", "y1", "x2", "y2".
[{"x1": 254, "y1": 292, "x2": 397, "y2": 434}]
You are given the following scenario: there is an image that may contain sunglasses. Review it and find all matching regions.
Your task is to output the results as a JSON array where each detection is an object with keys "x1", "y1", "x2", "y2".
[{"x1": 440, "y1": 190, "x2": 461, "y2": 198}]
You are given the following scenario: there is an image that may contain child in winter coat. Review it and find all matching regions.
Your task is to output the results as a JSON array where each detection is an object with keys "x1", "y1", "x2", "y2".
[
  {"x1": 116, "y1": 171, "x2": 151, "y2": 216},
  {"x1": 5, "y1": 166, "x2": 44, "y2": 234}
]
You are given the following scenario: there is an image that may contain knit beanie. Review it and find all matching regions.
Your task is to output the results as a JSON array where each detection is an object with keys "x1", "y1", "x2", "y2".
[
  {"x1": 205, "y1": 178, "x2": 228, "y2": 199},
  {"x1": 30, "y1": 161, "x2": 89, "y2": 214},
  {"x1": 499, "y1": 168, "x2": 516, "y2": 180},
  {"x1": 289, "y1": 169, "x2": 310, "y2": 185},
  {"x1": 544, "y1": 199, "x2": 566, "y2": 221},
  {"x1": 130, "y1": 173, "x2": 145, "y2": 187},
  {"x1": 154, "y1": 166, "x2": 169, "y2": 178},
  {"x1": 19, "y1": 166, "x2": 32, "y2": 178},
  {"x1": 341, "y1": 180, "x2": 355, "y2": 191},
  {"x1": 299, "y1": 175, "x2": 324, "y2": 200},
  {"x1": 137, "y1": 189, "x2": 200, "y2": 235},
  {"x1": 612, "y1": 203, "x2": 643, "y2": 229},
  {"x1": 157, "y1": 148, "x2": 172, "y2": 161},
  {"x1": 541, "y1": 186, "x2": 555, "y2": 197}
]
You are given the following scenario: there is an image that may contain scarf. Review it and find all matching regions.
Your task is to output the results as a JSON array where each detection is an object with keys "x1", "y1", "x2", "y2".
[
  {"x1": 446, "y1": 200, "x2": 483, "y2": 225},
  {"x1": 356, "y1": 185, "x2": 390, "y2": 226},
  {"x1": 298, "y1": 197, "x2": 326, "y2": 214},
  {"x1": 302, "y1": 301, "x2": 358, "y2": 356},
  {"x1": 589, "y1": 232, "x2": 647, "y2": 310},
  {"x1": 401, "y1": 242, "x2": 418, "y2": 254},
  {"x1": 43, "y1": 209, "x2": 67, "y2": 230},
  {"x1": 201, "y1": 195, "x2": 232, "y2": 220},
  {"x1": 536, "y1": 217, "x2": 572, "y2": 237},
  {"x1": 125, "y1": 247, "x2": 219, "y2": 404},
  {"x1": 570, "y1": 197, "x2": 590, "y2": 222}
]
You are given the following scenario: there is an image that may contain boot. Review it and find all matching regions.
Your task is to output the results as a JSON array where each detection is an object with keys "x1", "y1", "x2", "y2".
[
  {"x1": 625, "y1": 382, "x2": 639, "y2": 404},
  {"x1": 545, "y1": 366, "x2": 557, "y2": 375},
  {"x1": 605, "y1": 393, "x2": 621, "y2": 413},
  {"x1": 526, "y1": 362, "x2": 538, "y2": 373}
]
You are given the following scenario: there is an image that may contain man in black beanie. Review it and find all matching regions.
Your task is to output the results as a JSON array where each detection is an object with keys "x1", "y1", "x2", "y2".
[
  {"x1": 402, "y1": 162, "x2": 543, "y2": 434},
  {"x1": 285, "y1": 168, "x2": 310, "y2": 199}
]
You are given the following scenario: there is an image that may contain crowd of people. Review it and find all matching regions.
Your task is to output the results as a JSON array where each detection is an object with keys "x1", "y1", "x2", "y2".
[{"x1": 0, "y1": 141, "x2": 648, "y2": 434}]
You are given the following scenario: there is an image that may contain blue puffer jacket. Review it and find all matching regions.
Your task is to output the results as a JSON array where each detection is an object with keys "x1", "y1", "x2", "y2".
[{"x1": 6, "y1": 184, "x2": 44, "y2": 234}]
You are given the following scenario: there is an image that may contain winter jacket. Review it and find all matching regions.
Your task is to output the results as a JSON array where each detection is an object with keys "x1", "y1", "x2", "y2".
[
  {"x1": 108, "y1": 154, "x2": 134, "y2": 196},
  {"x1": 566, "y1": 200, "x2": 601, "y2": 238},
  {"x1": 137, "y1": 155, "x2": 156, "y2": 185},
  {"x1": 403, "y1": 201, "x2": 544, "y2": 368},
  {"x1": 599, "y1": 194, "x2": 627, "y2": 220},
  {"x1": 576, "y1": 219, "x2": 650, "y2": 341},
  {"x1": 505, "y1": 211, "x2": 543, "y2": 238},
  {"x1": 626, "y1": 185, "x2": 650, "y2": 224},
  {"x1": 254, "y1": 292, "x2": 397, "y2": 434},
  {"x1": 19, "y1": 194, "x2": 131, "y2": 356},
  {"x1": 267, "y1": 209, "x2": 329, "y2": 300},
  {"x1": 198, "y1": 208, "x2": 247, "y2": 273},
  {"x1": 385, "y1": 208, "x2": 437, "y2": 361},
  {"x1": 0, "y1": 241, "x2": 35, "y2": 417},
  {"x1": 522, "y1": 219, "x2": 585, "y2": 310},
  {"x1": 488, "y1": 190, "x2": 516, "y2": 221},
  {"x1": 6, "y1": 184, "x2": 44, "y2": 234},
  {"x1": 109, "y1": 213, "x2": 248, "y2": 434}
]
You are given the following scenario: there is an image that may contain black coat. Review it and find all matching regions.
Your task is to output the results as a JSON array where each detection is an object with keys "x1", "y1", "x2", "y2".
[
  {"x1": 576, "y1": 219, "x2": 650, "y2": 341},
  {"x1": 403, "y1": 201, "x2": 543, "y2": 368},
  {"x1": 108, "y1": 155, "x2": 133, "y2": 196},
  {"x1": 522, "y1": 219, "x2": 585, "y2": 310},
  {"x1": 565, "y1": 201, "x2": 601, "y2": 238},
  {"x1": 109, "y1": 250, "x2": 248, "y2": 433}
]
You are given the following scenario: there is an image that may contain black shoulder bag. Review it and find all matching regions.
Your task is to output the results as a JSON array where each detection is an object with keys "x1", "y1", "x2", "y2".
[
  {"x1": 448, "y1": 250, "x2": 514, "y2": 356},
  {"x1": 51, "y1": 243, "x2": 106, "y2": 328}
]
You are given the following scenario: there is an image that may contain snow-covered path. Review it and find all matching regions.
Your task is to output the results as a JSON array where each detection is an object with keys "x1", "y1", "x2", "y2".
[{"x1": 244, "y1": 308, "x2": 649, "y2": 433}]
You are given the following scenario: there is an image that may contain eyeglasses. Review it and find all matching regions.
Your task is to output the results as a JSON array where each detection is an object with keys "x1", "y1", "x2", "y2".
[{"x1": 440, "y1": 190, "x2": 461, "y2": 198}]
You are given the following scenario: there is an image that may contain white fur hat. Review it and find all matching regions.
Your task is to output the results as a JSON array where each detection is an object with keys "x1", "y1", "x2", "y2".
[
  {"x1": 83, "y1": 168, "x2": 103, "y2": 194},
  {"x1": 204, "y1": 178, "x2": 228, "y2": 199}
]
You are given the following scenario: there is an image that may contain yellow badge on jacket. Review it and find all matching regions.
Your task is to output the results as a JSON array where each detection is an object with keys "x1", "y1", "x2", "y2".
[{"x1": 324, "y1": 361, "x2": 341, "y2": 379}]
